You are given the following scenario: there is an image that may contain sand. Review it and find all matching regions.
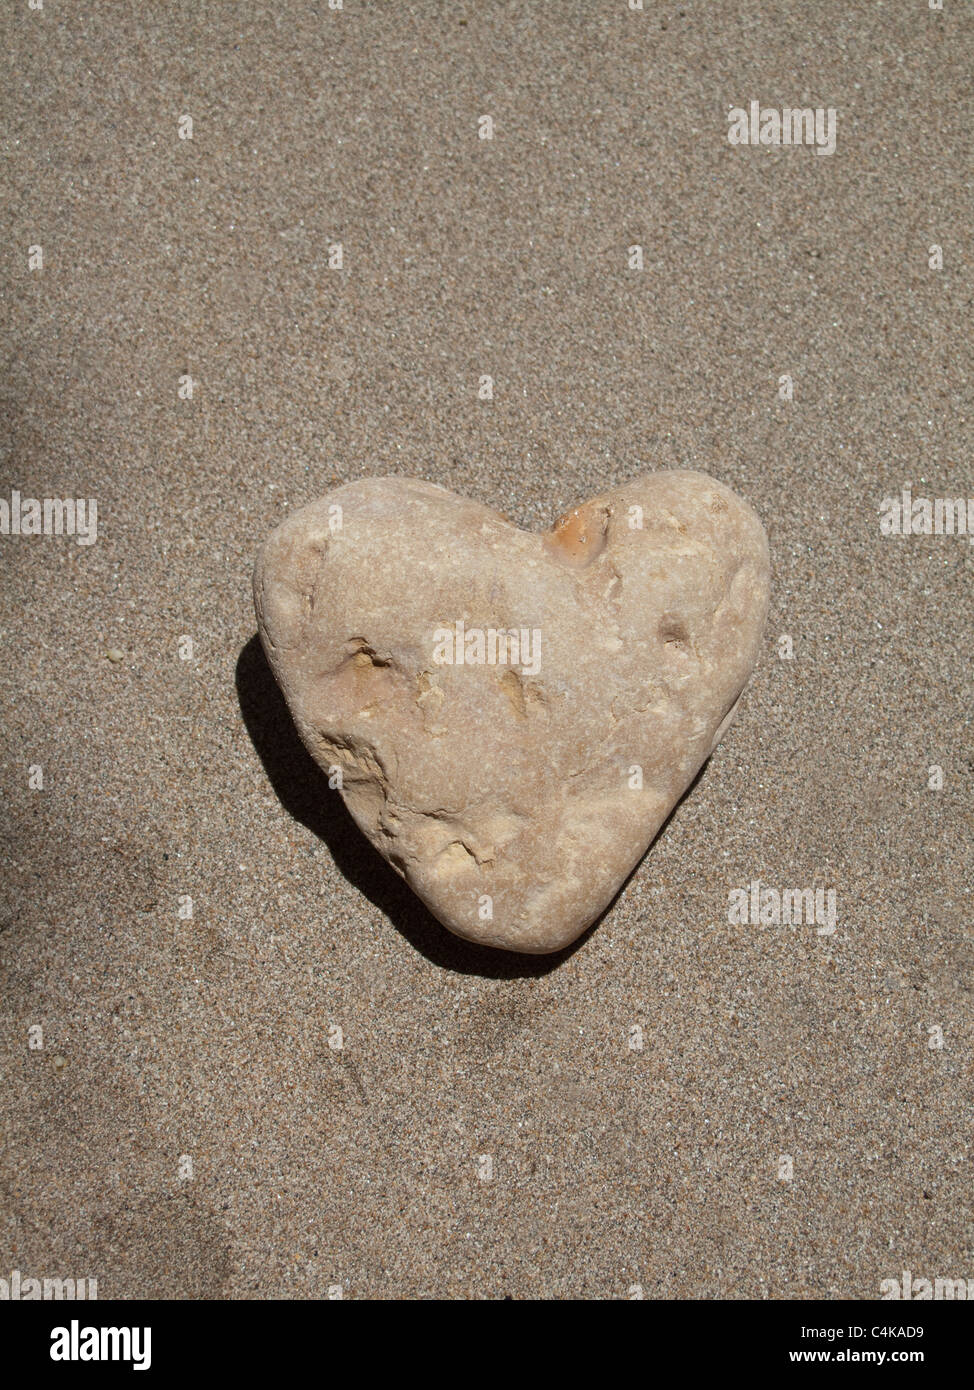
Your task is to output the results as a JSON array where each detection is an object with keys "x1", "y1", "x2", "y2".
[{"x1": 1, "y1": 0, "x2": 970, "y2": 1299}]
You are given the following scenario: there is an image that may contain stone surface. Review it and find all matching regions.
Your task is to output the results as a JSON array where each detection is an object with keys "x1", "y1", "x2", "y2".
[{"x1": 254, "y1": 471, "x2": 770, "y2": 953}]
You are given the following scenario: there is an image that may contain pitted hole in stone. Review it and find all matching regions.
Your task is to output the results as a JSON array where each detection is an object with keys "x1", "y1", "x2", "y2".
[
  {"x1": 416, "y1": 669, "x2": 444, "y2": 706},
  {"x1": 332, "y1": 639, "x2": 398, "y2": 713},
  {"x1": 659, "y1": 616, "x2": 692, "y2": 656},
  {"x1": 316, "y1": 731, "x2": 386, "y2": 785},
  {"x1": 544, "y1": 503, "x2": 610, "y2": 568},
  {"x1": 438, "y1": 840, "x2": 477, "y2": 871},
  {"x1": 344, "y1": 637, "x2": 392, "y2": 668},
  {"x1": 499, "y1": 668, "x2": 527, "y2": 718}
]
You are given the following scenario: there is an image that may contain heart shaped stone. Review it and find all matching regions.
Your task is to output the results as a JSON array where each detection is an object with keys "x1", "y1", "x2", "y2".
[{"x1": 254, "y1": 471, "x2": 769, "y2": 953}]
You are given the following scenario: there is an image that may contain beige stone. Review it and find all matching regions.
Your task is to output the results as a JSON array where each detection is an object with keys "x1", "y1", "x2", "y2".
[{"x1": 254, "y1": 471, "x2": 770, "y2": 953}]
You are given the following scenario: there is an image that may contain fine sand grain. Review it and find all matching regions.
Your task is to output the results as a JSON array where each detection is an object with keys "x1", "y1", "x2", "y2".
[{"x1": 1, "y1": 1, "x2": 970, "y2": 1299}]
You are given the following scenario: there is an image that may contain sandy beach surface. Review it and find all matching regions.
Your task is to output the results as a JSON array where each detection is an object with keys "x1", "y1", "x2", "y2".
[{"x1": 1, "y1": 1, "x2": 971, "y2": 1299}]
